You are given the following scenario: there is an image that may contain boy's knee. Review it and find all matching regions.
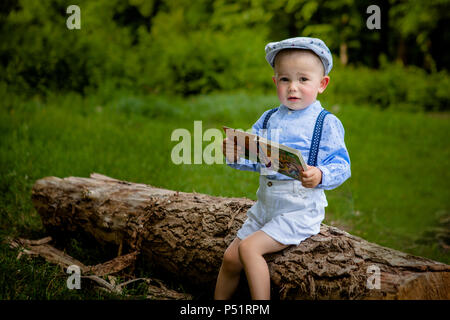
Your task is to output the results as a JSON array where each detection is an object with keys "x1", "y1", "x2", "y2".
[
  {"x1": 238, "y1": 238, "x2": 256, "y2": 262},
  {"x1": 223, "y1": 245, "x2": 242, "y2": 272}
]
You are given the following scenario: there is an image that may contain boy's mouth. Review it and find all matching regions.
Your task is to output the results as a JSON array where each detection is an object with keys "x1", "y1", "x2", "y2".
[{"x1": 287, "y1": 97, "x2": 300, "y2": 101}]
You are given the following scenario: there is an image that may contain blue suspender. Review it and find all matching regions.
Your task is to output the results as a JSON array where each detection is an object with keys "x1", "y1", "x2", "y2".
[
  {"x1": 262, "y1": 107, "x2": 279, "y2": 130},
  {"x1": 307, "y1": 109, "x2": 330, "y2": 166},
  {"x1": 261, "y1": 107, "x2": 331, "y2": 167}
]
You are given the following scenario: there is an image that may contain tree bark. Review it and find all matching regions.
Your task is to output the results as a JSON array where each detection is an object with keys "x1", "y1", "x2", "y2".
[
  {"x1": 340, "y1": 42, "x2": 348, "y2": 66},
  {"x1": 31, "y1": 173, "x2": 450, "y2": 300}
]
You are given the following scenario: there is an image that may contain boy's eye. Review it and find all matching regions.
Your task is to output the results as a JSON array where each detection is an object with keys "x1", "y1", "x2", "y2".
[
  {"x1": 300, "y1": 77, "x2": 308, "y2": 82},
  {"x1": 280, "y1": 77, "x2": 289, "y2": 82}
]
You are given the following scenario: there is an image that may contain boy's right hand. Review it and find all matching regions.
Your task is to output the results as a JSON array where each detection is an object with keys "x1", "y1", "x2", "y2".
[{"x1": 223, "y1": 137, "x2": 243, "y2": 163}]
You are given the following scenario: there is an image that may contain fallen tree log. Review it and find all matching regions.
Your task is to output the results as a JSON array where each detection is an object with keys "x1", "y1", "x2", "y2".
[{"x1": 31, "y1": 173, "x2": 450, "y2": 299}]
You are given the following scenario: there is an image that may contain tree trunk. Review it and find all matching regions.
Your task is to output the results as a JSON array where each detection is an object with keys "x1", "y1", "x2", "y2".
[
  {"x1": 396, "y1": 37, "x2": 407, "y2": 65},
  {"x1": 31, "y1": 173, "x2": 450, "y2": 300},
  {"x1": 340, "y1": 42, "x2": 348, "y2": 66}
]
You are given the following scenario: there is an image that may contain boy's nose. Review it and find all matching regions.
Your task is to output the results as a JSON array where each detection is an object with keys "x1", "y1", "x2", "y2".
[{"x1": 288, "y1": 83, "x2": 298, "y2": 91}]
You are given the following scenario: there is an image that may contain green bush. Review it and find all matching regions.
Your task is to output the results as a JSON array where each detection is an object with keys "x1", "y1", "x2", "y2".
[
  {"x1": 135, "y1": 27, "x2": 271, "y2": 95},
  {"x1": 327, "y1": 62, "x2": 449, "y2": 111},
  {"x1": 1, "y1": 0, "x2": 449, "y2": 111}
]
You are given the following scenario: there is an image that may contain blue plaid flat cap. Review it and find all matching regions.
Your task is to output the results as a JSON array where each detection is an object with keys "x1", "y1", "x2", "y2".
[{"x1": 265, "y1": 37, "x2": 333, "y2": 75}]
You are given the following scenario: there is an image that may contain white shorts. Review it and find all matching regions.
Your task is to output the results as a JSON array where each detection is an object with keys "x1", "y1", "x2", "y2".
[{"x1": 236, "y1": 175, "x2": 328, "y2": 245}]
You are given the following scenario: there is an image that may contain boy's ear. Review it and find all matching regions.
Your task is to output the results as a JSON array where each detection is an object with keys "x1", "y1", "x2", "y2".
[{"x1": 318, "y1": 76, "x2": 330, "y2": 93}]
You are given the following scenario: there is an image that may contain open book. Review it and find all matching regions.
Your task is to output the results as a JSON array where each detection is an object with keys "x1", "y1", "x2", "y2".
[{"x1": 223, "y1": 126, "x2": 307, "y2": 181}]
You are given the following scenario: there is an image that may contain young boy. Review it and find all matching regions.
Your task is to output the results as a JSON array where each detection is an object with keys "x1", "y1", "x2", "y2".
[{"x1": 214, "y1": 37, "x2": 351, "y2": 300}]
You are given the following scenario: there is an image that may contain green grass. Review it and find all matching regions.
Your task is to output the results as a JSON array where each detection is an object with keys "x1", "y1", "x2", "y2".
[
  {"x1": 0, "y1": 240, "x2": 122, "y2": 300},
  {"x1": 1, "y1": 92, "x2": 449, "y2": 299}
]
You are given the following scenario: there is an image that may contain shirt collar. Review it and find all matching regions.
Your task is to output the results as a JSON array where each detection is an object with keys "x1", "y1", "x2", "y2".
[{"x1": 280, "y1": 100, "x2": 321, "y2": 114}]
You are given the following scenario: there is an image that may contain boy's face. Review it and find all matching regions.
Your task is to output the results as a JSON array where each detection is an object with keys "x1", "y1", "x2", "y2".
[{"x1": 273, "y1": 50, "x2": 329, "y2": 110}]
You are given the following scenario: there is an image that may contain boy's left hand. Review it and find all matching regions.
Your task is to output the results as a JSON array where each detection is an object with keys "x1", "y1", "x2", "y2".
[{"x1": 300, "y1": 165, "x2": 322, "y2": 188}]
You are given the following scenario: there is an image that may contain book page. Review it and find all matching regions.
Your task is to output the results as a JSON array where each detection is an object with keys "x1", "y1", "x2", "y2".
[{"x1": 258, "y1": 138, "x2": 307, "y2": 181}]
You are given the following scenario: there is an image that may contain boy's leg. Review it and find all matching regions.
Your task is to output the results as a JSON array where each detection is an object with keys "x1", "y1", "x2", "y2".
[
  {"x1": 214, "y1": 237, "x2": 243, "y2": 300},
  {"x1": 238, "y1": 231, "x2": 288, "y2": 300}
]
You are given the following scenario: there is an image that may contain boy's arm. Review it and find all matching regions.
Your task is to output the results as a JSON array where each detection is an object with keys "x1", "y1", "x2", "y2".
[{"x1": 315, "y1": 115, "x2": 351, "y2": 190}]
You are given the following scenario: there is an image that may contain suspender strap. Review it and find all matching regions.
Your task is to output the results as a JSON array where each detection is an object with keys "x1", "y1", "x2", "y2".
[
  {"x1": 308, "y1": 109, "x2": 331, "y2": 167},
  {"x1": 259, "y1": 107, "x2": 279, "y2": 165},
  {"x1": 262, "y1": 107, "x2": 279, "y2": 130}
]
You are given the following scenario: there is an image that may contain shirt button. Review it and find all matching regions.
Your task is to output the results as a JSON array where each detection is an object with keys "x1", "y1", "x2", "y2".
[
  {"x1": 267, "y1": 181, "x2": 272, "y2": 187},
  {"x1": 288, "y1": 111, "x2": 292, "y2": 115}
]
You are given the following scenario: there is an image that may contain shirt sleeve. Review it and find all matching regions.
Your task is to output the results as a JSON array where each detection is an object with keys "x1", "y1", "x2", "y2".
[
  {"x1": 316, "y1": 114, "x2": 351, "y2": 190},
  {"x1": 225, "y1": 109, "x2": 273, "y2": 172}
]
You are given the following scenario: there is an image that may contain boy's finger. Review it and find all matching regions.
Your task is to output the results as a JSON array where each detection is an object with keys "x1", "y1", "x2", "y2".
[
  {"x1": 224, "y1": 137, "x2": 235, "y2": 144},
  {"x1": 302, "y1": 170, "x2": 313, "y2": 178},
  {"x1": 301, "y1": 181, "x2": 311, "y2": 188},
  {"x1": 224, "y1": 140, "x2": 234, "y2": 150}
]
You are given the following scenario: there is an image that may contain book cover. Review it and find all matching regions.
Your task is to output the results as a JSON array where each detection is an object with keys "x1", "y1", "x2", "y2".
[{"x1": 223, "y1": 126, "x2": 307, "y2": 181}]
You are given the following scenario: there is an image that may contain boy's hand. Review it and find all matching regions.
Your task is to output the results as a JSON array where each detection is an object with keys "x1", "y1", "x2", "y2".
[
  {"x1": 300, "y1": 165, "x2": 322, "y2": 188},
  {"x1": 222, "y1": 137, "x2": 243, "y2": 163}
]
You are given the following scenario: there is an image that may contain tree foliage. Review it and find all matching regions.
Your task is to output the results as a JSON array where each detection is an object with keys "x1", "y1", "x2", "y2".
[{"x1": 0, "y1": 0, "x2": 449, "y2": 110}]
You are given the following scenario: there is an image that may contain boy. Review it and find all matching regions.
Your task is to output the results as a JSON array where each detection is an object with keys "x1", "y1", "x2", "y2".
[{"x1": 215, "y1": 37, "x2": 351, "y2": 300}]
